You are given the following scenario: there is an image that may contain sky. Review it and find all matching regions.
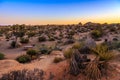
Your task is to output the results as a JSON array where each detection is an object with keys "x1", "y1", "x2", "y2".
[{"x1": 0, "y1": 0, "x2": 120, "y2": 25}]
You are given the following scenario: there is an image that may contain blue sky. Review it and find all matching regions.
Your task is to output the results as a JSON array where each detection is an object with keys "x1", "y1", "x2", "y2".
[{"x1": 0, "y1": 0, "x2": 120, "y2": 25}]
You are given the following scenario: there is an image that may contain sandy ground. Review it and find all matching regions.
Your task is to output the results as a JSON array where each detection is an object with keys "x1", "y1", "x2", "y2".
[
  {"x1": 0, "y1": 32, "x2": 120, "y2": 79},
  {"x1": 0, "y1": 51, "x2": 120, "y2": 80},
  {"x1": 0, "y1": 51, "x2": 64, "y2": 77}
]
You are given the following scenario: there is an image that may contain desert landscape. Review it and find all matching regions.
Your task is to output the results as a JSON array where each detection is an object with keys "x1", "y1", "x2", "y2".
[
  {"x1": 0, "y1": 0, "x2": 120, "y2": 80},
  {"x1": 0, "y1": 23, "x2": 120, "y2": 80}
]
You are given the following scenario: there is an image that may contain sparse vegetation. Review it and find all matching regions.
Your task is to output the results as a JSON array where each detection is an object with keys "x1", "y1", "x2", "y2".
[
  {"x1": 92, "y1": 44, "x2": 114, "y2": 61},
  {"x1": 20, "y1": 37, "x2": 29, "y2": 44},
  {"x1": 63, "y1": 48, "x2": 74, "y2": 59},
  {"x1": 10, "y1": 41, "x2": 16, "y2": 48},
  {"x1": 0, "y1": 69, "x2": 45, "y2": 80},
  {"x1": 26, "y1": 49, "x2": 38, "y2": 59},
  {"x1": 39, "y1": 45, "x2": 52, "y2": 54},
  {"x1": 38, "y1": 36, "x2": 46, "y2": 42},
  {"x1": 85, "y1": 58, "x2": 102, "y2": 80},
  {"x1": 0, "y1": 53, "x2": 5, "y2": 60},
  {"x1": 72, "y1": 42, "x2": 82, "y2": 49},
  {"x1": 0, "y1": 22, "x2": 120, "y2": 80},
  {"x1": 16, "y1": 55, "x2": 31, "y2": 63},
  {"x1": 91, "y1": 30, "x2": 103, "y2": 39}
]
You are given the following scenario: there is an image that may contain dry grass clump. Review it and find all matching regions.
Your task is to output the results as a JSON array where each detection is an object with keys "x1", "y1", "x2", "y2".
[
  {"x1": 0, "y1": 69, "x2": 45, "y2": 80},
  {"x1": 84, "y1": 58, "x2": 101, "y2": 80},
  {"x1": 63, "y1": 48, "x2": 74, "y2": 59},
  {"x1": 92, "y1": 44, "x2": 114, "y2": 61},
  {"x1": 72, "y1": 42, "x2": 83, "y2": 49}
]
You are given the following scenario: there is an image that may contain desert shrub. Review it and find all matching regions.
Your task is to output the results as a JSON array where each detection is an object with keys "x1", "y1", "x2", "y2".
[
  {"x1": 5, "y1": 34, "x2": 10, "y2": 40},
  {"x1": 109, "y1": 26, "x2": 116, "y2": 32},
  {"x1": 67, "y1": 35, "x2": 73, "y2": 39},
  {"x1": 84, "y1": 44, "x2": 115, "y2": 80},
  {"x1": 92, "y1": 44, "x2": 108, "y2": 55},
  {"x1": 57, "y1": 40, "x2": 63, "y2": 44},
  {"x1": 63, "y1": 48, "x2": 74, "y2": 59},
  {"x1": 72, "y1": 42, "x2": 92, "y2": 54},
  {"x1": 69, "y1": 49, "x2": 90, "y2": 76},
  {"x1": 0, "y1": 31, "x2": 3, "y2": 36},
  {"x1": 10, "y1": 41, "x2": 16, "y2": 48},
  {"x1": 20, "y1": 38, "x2": 29, "y2": 44},
  {"x1": 0, "y1": 53, "x2": 5, "y2": 60},
  {"x1": 92, "y1": 44, "x2": 114, "y2": 61},
  {"x1": 39, "y1": 45, "x2": 52, "y2": 54},
  {"x1": 72, "y1": 42, "x2": 82, "y2": 49},
  {"x1": 85, "y1": 59, "x2": 102, "y2": 80},
  {"x1": 53, "y1": 57, "x2": 63, "y2": 63},
  {"x1": 26, "y1": 49, "x2": 38, "y2": 59},
  {"x1": 98, "y1": 52, "x2": 114, "y2": 61},
  {"x1": 38, "y1": 36, "x2": 46, "y2": 42},
  {"x1": 79, "y1": 46, "x2": 91, "y2": 54},
  {"x1": 91, "y1": 30, "x2": 102, "y2": 39},
  {"x1": 16, "y1": 55, "x2": 31, "y2": 63},
  {"x1": 48, "y1": 37, "x2": 55, "y2": 41},
  {"x1": 0, "y1": 33, "x2": 2, "y2": 37},
  {"x1": 51, "y1": 45, "x2": 62, "y2": 51},
  {"x1": 68, "y1": 31, "x2": 75, "y2": 35},
  {"x1": 0, "y1": 69, "x2": 45, "y2": 80},
  {"x1": 105, "y1": 41, "x2": 120, "y2": 50},
  {"x1": 13, "y1": 31, "x2": 25, "y2": 37},
  {"x1": 64, "y1": 39, "x2": 75, "y2": 45},
  {"x1": 27, "y1": 32, "x2": 36, "y2": 37}
]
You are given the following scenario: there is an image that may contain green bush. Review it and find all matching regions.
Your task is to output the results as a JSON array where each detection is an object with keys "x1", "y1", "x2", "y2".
[
  {"x1": 38, "y1": 36, "x2": 46, "y2": 42},
  {"x1": 26, "y1": 49, "x2": 38, "y2": 58},
  {"x1": 53, "y1": 57, "x2": 63, "y2": 63},
  {"x1": 39, "y1": 45, "x2": 52, "y2": 54},
  {"x1": 106, "y1": 41, "x2": 120, "y2": 50},
  {"x1": 11, "y1": 41, "x2": 16, "y2": 48},
  {"x1": 0, "y1": 53, "x2": 5, "y2": 60},
  {"x1": 91, "y1": 30, "x2": 102, "y2": 39},
  {"x1": 27, "y1": 32, "x2": 36, "y2": 37},
  {"x1": 16, "y1": 55, "x2": 31, "y2": 63},
  {"x1": 20, "y1": 38, "x2": 29, "y2": 44},
  {"x1": 13, "y1": 31, "x2": 25, "y2": 37}
]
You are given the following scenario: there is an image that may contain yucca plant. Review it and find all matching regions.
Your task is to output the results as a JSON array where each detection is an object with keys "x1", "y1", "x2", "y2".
[
  {"x1": 69, "y1": 50, "x2": 80, "y2": 76},
  {"x1": 84, "y1": 44, "x2": 115, "y2": 80},
  {"x1": 98, "y1": 52, "x2": 114, "y2": 61},
  {"x1": 92, "y1": 44, "x2": 108, "y2": 55},
  {"x1": 84, "y1": 57, "x2": 102, "y2": 80},
  {"x1": 69, "y1": 49, "x2": 90, "y2": 76},
  {"x1": 92, "y1": 44, "x2": 114, "y2": 61}
]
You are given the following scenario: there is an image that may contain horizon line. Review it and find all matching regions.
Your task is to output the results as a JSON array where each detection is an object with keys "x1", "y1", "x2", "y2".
[{"x1": 0, "y1": 22, "x2": 120, "y2": 26}]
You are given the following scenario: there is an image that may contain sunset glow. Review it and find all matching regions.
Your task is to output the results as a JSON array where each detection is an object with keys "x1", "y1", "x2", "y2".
[{"x1": 0, "y1": 0, "x2": 120, "y2": 25}]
